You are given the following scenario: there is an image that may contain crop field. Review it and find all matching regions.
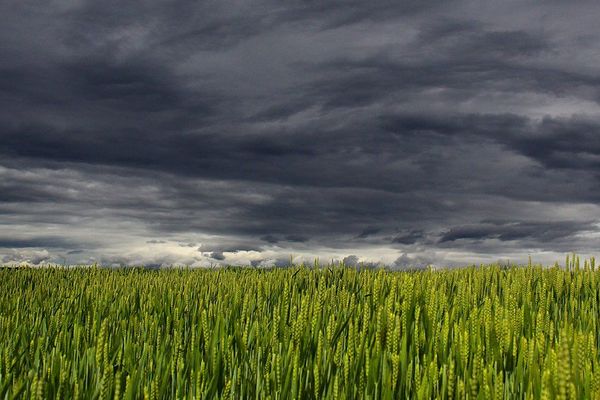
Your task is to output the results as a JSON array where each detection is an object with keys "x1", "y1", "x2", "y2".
[{"x1": 1, "y1": 257, "x2": 600, "y2": 399}]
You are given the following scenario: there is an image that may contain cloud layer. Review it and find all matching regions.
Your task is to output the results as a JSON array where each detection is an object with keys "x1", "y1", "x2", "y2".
[{"x1": 1, "y1": 0, "x2": 600, "y2": 266}]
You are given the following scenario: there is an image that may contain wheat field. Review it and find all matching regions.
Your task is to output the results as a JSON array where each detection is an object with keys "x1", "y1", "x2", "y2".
[{"x1": 0, "y1": 256, "x2": 599, "y2": 399}]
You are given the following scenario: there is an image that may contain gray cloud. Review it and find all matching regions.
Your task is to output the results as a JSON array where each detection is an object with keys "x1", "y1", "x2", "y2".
[
  {"x1": 2, "y1": 0, "x2": 600, "y2": 266},
  {"x1": 342, "y1": 255, "x2": 360, "y2": 267},
  {"x1": 2, "y1": 249, "x2": 51, "y2": 265},
  {"x1": 393, "y1": 253, "x2": 437, "y2": 270},
  {"x1": 209, "y1": 252, "x2": 226, "y2": 261}
]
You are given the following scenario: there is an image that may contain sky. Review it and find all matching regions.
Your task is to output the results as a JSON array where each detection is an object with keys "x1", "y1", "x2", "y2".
[{"x1": 1, "y1": 0, "x2": 600, "y2": 267}]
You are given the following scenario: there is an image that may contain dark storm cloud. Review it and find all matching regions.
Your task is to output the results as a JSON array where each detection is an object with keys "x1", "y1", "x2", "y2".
[
  {"x1": 209, "y1": 252, "x2": 226, "y2": 261},
  {"x1": 438, "y1": 221, "x2": 595, "y2": 244},
  {"x1": 510, "y1": 117, "x2": 600, "y2": 170},
  {"x1": 284, "y1": 235, "x2": 309, "y2": 243},
  {"x1": 0, "y1": 237, "x2": 81, "y2": 249},
  {"x1": 391, "y1": 230, "x2": 425, "y2": 245},
  {"x1": 2, "y1": 0, "x2": 600, "y2": 265},
  {"x1": 357, "y1": 227, "x2": 381, "y2": 239}
]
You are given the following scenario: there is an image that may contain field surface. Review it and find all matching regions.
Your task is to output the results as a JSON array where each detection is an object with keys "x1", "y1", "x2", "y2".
[{"x1": 1, "y1": 260, "x2": 600, "y2": 399}]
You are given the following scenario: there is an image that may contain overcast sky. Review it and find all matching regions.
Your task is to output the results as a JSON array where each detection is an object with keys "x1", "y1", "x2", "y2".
[{"x1": 1, "y1": 0, "x2": 600, "y2": 267}]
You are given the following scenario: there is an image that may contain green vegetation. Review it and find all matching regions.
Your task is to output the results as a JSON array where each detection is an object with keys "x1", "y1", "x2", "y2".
[{"x1": 1, "y1": 256, "x2": 600, "y2": 399}]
